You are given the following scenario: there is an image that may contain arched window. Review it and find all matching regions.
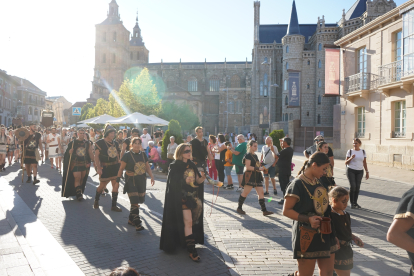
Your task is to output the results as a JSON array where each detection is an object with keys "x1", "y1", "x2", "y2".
[
  {"x1": 188, "y1": 77, "x2": 197, "y2": 92},
  {"x1": 318, "y1": 60, "x2": 322, "y2": 68},
  {"x1": 284, "y1": 80, "x2": 288, "y2": 90},
  {"x1": 28, "y1": 107, "x2": 32, "y2": 115},
  {"x1": 286, "y1": 46, "x2": 289, "y2": 53},
  {"x1": 307, "y1": 83, "x2": 310, "y2": 89},
  {"x1": 307, "y1": 60, "x2": 310, "y2": 65},
  {"x1": 231, "y1": 75, "x2": 241, "y2": 88},
  {"x1": 264, "y1": 87, "x2": 268, "y2": 97},
  {"x1": 318, "y1": 43, "x2": 322, "y2": 51},
  {"x1": 282, "y1": 114, "x2": 285, "y2": 121},
  {"x1": 289, "y1": 113, "x2": 293, "y2": 120},
  {"x1": 285, "y1": 95, "x2": 288, "y2": 105},
  {"x1": 318, "y1": 95, "x2": 322, "y2": 105},
  {"x1": 285, "y1": 113, "x2": 289, "y2": 121},
  {"x1": 264, "y1": 74, "x2": 268, "y2": 86},
  {"x1": 209, "y1": 75, "x2": 220, "y2": 92},
  {"x1": 286, "y1": 62, "x2": 289, "y2": 70},
  {"x1": 317, "y1": 114, "x2": 321, "y2": 124},
  {"x1": 318, "y1": 79, "x2": 322, "y2": 87},
  {"x1": 260, "y1": 81, "x2": 263, "y2": 96}
]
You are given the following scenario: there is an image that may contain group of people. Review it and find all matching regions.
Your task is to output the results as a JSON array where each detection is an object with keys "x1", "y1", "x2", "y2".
[{"x1": 8, "y1": 122, "x2": 414, "y2": 276}]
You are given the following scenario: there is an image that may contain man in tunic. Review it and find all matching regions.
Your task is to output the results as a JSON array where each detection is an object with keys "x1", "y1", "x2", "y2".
[
  {"x1": 46, "y1": 126, "x2": 62, "y2": 171},
  {"x1": 62, "y1": 129, "x2": 94, "y2": 201},
  {"x1": 93, "y1": 124, "x2": 122, "y2": 211},
  {"x1": 189, "y1": 126, "x2": 213, "y2": 169},
  {"x1": 120, "y1": 128, "x2": 140, "y2": 160},
  {"x1": 23, "y1": 123, "x2": 43, "y2": 184},
  {"x1": 117, "y1": 137, "x2": 154, "y2": 231}
]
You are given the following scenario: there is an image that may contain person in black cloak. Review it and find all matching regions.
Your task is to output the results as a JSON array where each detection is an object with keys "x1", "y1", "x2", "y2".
[
  {"x1": 160, "y1": 143, "x2": 207, "y2": 262},
  {"x1": 61, "y1": 129, "x2": 93, "y2": 201}
]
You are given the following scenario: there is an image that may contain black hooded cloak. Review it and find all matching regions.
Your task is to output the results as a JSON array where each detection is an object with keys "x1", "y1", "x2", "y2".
[
  {"x1": 61, "y1": 140, "x2": 91, "y2": 198},
  {"x1": 159, "y1": 159, "x2": 204, "y2": 253}
]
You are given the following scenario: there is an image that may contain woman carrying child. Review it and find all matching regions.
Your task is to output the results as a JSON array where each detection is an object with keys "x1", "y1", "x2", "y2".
[{"x1": 329, "y1": 186, "x2": 364, "y2": 276}]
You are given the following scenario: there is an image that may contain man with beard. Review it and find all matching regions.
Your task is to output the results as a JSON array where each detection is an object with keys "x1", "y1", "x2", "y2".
[
  {"x1": 23, "y1": 123, "x2": 43, "y2": 184},
  {"x1": 120, "y1": 128, "x2": 140, "y2": 160},
  {"x1": 62, "y1": 129, "x2": 94, "y2": 201},
  {"x1": 93, "y1": 124, "x2": 122, "y2": 211}
]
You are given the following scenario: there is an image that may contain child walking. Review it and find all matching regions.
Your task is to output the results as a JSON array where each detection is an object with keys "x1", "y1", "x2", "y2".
[
  {"x1": 224, "y1": 141, "x2": 234, "y2": 189},
  {"x1": 329, "y1": 186, "x2": 364, "y2": 276}
]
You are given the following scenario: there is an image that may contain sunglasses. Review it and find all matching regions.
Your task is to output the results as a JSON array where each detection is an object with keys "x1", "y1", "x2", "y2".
[{"x1": 183, "y1": 150, "x2": 192, "y2": 154}]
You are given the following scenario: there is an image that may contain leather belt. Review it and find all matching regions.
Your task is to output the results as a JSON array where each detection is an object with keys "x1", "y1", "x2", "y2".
[
  {"x1": 101, "y1": 161, "x2": 118, "y2": 166},
  {"x1": 49, "y1": 145, "x2": 58, "y2": 147}
]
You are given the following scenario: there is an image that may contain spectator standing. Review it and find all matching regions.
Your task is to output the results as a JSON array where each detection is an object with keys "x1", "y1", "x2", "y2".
[
  {"x1": 166, "y1": 136, "x2": 177, "y2": 167},
  {"x1": 345, "y1": 138, "x2": 369, "y2": 209},
  {"x1": 304, "y1": 135, "x2": 334, "y2": 172},
  {"x1": 212, "y1": 134, "x2": 226, "y2": 184},
  {"x1": 141, "y1": 128, "x2": 152, "y2": 156},
  {"x1": 189, "y1": 126, "x2": 212, "y2": 169},
  {"x1": 207, "y1": 135, "x2": 218, "y2": 180},
  {"x1": 261, "y1": 136, "x2": 279, "y2": 196},
  {"x1": 224, "y1": 141, "x2": 234, "y2": 189},
  {"x1": 157, "y1": 141, "x2": 162, "y2": 157},
  {"x1": 277, "y1": 137, "x2": 294, "y2": 204},
  {"x1": 186, "y1": 135, "x2": 192, "y2": 143},
  {"x1": 229, "y1": 134, "x2": 247, "y2": 191}
]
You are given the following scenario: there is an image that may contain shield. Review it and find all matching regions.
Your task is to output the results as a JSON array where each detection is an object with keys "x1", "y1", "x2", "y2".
[
  {"x1": 313, "y1": 186, "x2": 329, "y2": 216},
  {"x1": 15, "y1": 128, "x2": 30, "y2": 142},
  {"x1": 107, "y1": 146, "x2": 118, "y2": 158}
]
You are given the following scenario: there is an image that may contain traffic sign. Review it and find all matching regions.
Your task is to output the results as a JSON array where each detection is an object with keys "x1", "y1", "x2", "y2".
[
  {"x1": 72, "y1": 107, "x2": 81, "y2": 116},
  {"x1": 53, "y1": 117, "x2": 57, "y2": 121}
]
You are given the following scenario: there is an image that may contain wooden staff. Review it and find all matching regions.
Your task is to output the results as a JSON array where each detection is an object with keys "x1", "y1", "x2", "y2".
[
  {"x1": 63, "y1": 141, "x2": 75, "y2": 197},
  {"x1": 21, "y1": 141, "x2": 25, "y2": 183}
]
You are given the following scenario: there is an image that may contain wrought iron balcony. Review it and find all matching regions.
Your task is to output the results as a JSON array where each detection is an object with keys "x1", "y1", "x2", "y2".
[
  {"x1": 355, "y1": 132, "x2": 365, "y2": 138},
  {"x1": 378, "y1": 59, "x2": 403, "y2": 86},
  {"x1": 393, "y1": 131, "x2": 406, "y2": 138},
  {"x1": 344, "y1": 72, "x2": 375, "y2": 93}
]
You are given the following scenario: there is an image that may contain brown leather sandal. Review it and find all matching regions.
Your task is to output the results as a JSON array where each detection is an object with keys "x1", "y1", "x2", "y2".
[{"x1": 189, "y1": 252, "x2": 200, "y2": 262}]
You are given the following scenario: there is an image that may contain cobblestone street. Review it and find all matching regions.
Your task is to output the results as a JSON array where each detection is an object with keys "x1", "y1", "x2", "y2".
[{"x1": 0, "y1": 154, "x2": 412, "y2": 275}]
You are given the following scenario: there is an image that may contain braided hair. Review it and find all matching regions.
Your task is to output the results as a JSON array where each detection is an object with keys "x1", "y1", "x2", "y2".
[{"x1": 297, "y1": 152, "x2": 330, "y2": 176}]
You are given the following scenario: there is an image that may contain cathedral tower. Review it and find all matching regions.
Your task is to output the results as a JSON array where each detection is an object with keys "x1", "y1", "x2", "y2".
[{"x1": 128, "y1": 12, "x2": 149, "y2": 68}]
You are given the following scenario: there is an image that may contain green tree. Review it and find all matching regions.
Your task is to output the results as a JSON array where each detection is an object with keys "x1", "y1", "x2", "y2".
[
  {"x1": 161, "y1": 119, "x2": 183, "y2": 160},
  {"x1": 79, "y1": 103, "x2": 93, "y2": 121},
  {"x1": 159, "y1": 101, "x2": 200, "y2": 132},
  {"x1": 269, "y1": 129, "x2": 285, "y2": 152}
]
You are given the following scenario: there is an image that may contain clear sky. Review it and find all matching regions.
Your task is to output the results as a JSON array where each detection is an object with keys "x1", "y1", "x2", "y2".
[{"x1": 0, "y1": 0, "x2": 406, "y2": 104}]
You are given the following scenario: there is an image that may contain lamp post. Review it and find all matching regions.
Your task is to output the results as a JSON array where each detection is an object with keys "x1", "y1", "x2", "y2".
[{"x1": 261, "y1": 58, "x2": 279, "y2": 135}]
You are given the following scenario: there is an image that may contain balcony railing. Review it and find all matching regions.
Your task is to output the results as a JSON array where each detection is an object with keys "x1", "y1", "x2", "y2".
[
  {"x1": 344, "y1": 72, "x2": 375, "y2": 93},
  {"x1": 378, "y1": 59, "x2": 402, "y2": 86},
  {"x1": 393, "y1": 131, "x2": 406, "y2": 138},
  {"x1": 355, "y1": 132, "x2": 365, "y2": 139}
]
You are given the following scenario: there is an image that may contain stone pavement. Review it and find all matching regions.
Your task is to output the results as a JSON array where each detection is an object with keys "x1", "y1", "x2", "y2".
[{"x1": 0, "y1": 150, "x2": 412, "y2": 276}]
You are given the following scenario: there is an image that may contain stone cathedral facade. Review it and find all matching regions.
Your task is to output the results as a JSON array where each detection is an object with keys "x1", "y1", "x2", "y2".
[{"x1": 88, "y1": 0, "x2": 396, "y2": 135}]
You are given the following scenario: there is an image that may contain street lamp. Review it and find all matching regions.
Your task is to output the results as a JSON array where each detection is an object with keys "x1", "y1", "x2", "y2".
[{"x1": 261, "y1": 58, "x2": 279, "y2": 135}]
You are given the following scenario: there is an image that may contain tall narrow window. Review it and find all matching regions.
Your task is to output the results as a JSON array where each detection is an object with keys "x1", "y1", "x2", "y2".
[
  {"x1": 112, "y1": 53, "x2": 116, "y2": 63},
  {"x1": 403, "y1": 10, "x2": 414, "y2": 75},
  {"x1": 286, "y1": 62, "x2": 289, "y2": 70},
  {"x1": 286, "y1": 46, "x2": 289, "y2": 53},
  {"x1": 264, "y1": 74, "x2": 268, "y2": 86},
  {"x1": 188, "y1": 77, "x2": 197, "y2": 92},
  {"x1": 102, "y1": 53, "x2": 106, "y2": 63},
  {"x1": 307, "y1": 83, "x2": 310, "y2": 89},
  {"x1": 318, "y1": 79, "x2": 322, "y2": 87},
  {"x1": 357, "y1": 107, "x2": 365, "y2": 137},
  {"x1": 318, "y1": 43, "x2": 322, "y2": 51},
  {"x1": 289, "y1": 113, "x2": 293, "y2": 120},
  {"x1": 264, "y1": 57, "x2": 268, "y2": 63},
  {"x1": 102, "y1": 32, "x2": 106, "y2": 42},
  {"x1": 307, "y1": 60, "x2": 310, "y2": 65},
  {"x1": 228, "y1": 101, "x2": 234, "y2": 113},
  {"x1": 318, "y1": 60, "x2": 322, "y2": 68},
  {"x1": 113, "y1": 32, "x2": 117, "y2": 42},
  {"x1": 285, "y1": 95, "x2": 288, "y2": 105},
  {"x1": 209, "y1": 75, "x2": 220, "y2": 92},
  {"x1": 317, "y1": 114, "x2": 321, "y2": 124},
  {"x1": 264, "y1": 87, "x2": 268, "y2": 97},
  {"x1": 395, "y1": 31, "x2": 402, "y2": 61},
  {"x1": 260, "y1": 81, "x2": 263, "y2": 96},
  {"x1": 357, "y1": 48, "x2": 367, "y2": 88},
  {"x1": 137, "y1": 52, "x2": 140, "y2": 60},
  {"x1": 394, "y1": 101, "x2": 406, "y2": 137},
  {"x1": 284, "y1": 80, "x2": 288, "y2": 90},
  {"x1": 318, "y1": 95, "x2": 321, "y2": 105}
]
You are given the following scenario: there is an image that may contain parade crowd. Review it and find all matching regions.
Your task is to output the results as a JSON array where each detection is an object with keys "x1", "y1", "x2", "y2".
[{"x1": 2, "y1": 123, "x2": 413, "y2": 276}]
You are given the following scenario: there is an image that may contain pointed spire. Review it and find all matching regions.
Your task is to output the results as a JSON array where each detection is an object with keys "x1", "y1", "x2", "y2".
[
  {"x1": 286, "y1": 0, "x2": 300, "y2": 36},
  {"x1": 136, "y1": 10, "x2": 138, "y2": 24}
]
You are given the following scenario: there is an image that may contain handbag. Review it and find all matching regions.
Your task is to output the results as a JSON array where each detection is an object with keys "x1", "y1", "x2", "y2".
[{"x1": 167, "y1": 153, "x2": 174, "y2": 159}]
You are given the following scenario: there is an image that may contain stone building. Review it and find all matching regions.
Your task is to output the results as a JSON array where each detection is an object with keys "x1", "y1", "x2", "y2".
[
  {"x1": 252, "y1": 0, "x2": 396, "y2": 137},
  {"x1": 89, "y1": 0, "x2": 395, "y2": 136},
  {"x1": 335, "y1": 0, "x2": 414, "y2": 169},
  {"x1": 45, "y1": 96, "x2": 72, "y2": 126}
]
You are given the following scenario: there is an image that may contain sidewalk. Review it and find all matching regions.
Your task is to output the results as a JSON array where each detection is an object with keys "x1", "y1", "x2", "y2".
[
  {"x1": 291, "y1": 151, "x2": 414, "y2": 185},
  {"x1": 0, "y1": 176, "x2": 84, "y2": 276}
]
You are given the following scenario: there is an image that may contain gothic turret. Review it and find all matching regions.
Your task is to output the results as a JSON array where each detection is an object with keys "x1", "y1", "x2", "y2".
[
  {"x1": 286, "y1": 0, "x2": 300, "y2": 36},
  {"x1": 130, "y1": 12, "x2": 144, "y2": 46},
  {"x1": 108, "y1": 0, "x2": 120, "y2": 19}
]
